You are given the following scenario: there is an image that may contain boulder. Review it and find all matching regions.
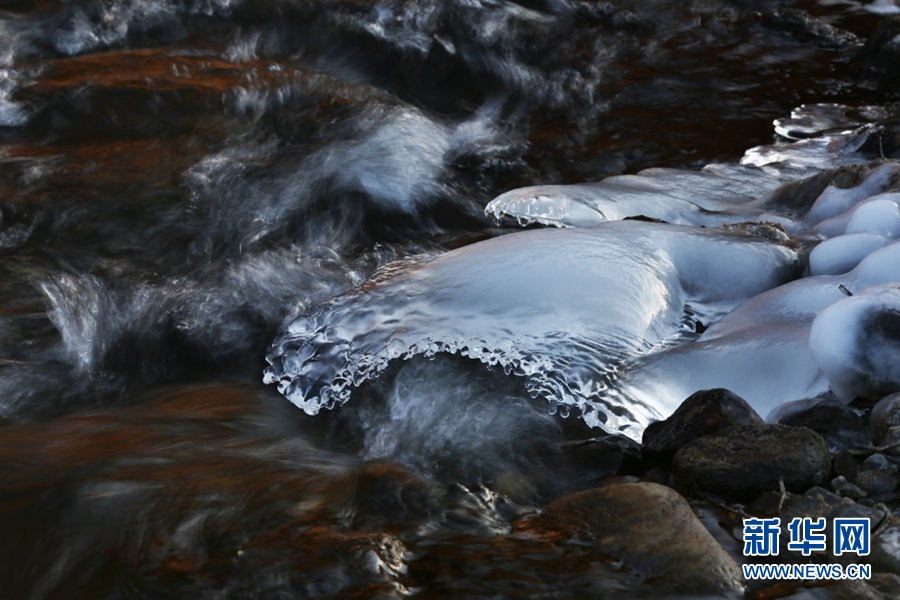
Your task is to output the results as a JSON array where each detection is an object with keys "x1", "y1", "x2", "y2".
[
  {"x1": 642, "y1": 389, "x2": 763, "y2": 468},
  {"x1": 529, "y1": 482, "x2": 742, "y2": 596},
  {"x1": 672, "y1": 425, "x2": 830, "y2": 500},
  {"x1": 871, "y1": 392, "x2": 900, "y2": 454}
]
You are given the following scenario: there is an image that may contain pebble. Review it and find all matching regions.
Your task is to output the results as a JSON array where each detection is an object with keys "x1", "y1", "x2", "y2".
[
  {"x1": 863, "y1": 453, "x2": 895, "y2": 473},
  {"x1": 833, "y1": 449, "x2": 859, "y2": 482},
  {"x1": 870, "y1": 518, "x2": 900, "y2": 577},
  {"x1": 781, "y1": 487, "x2": 844, "y2": 523},
  {"x1": 671, "y1": 424, "x2": 830, "y2": 500},
  {"x1": 641, "y1": 388, "x2": 763, "y2": 469},
  {"x1": 529, "y1": 482, "x2": 743, "y2": 596},
  {"x1": 856, "y1": 469, "x2": 900, "y2": 497},
  {"x1": 831, "y1": 475, "x2": 867, "y2": 500},
  {"x1": 870, "y1": 392, "x2": 900, "y2": 454}
]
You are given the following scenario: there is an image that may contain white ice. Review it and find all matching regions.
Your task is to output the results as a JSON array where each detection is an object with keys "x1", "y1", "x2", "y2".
[
  {"x1": 810, "y1": 284, "x2": 900, "y2": 401},
  {"x1": 611, "y1": 240, "x2": 900, "y2": 420},
  {"x1": 264, "y1": 221, "x2": 799, "y2": 435},
  {"x1": 484, "y1": 164, "x2": 788, "y2": 228}
]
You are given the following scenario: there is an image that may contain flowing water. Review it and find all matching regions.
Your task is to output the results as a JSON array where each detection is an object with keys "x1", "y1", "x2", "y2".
[{"x1": 0, "y1": 0, "x2": 898, "y2": 597}]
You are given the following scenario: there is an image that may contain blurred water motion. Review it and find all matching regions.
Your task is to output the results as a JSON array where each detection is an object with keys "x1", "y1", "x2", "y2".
[{"x1": 0, "y1": 0, "x2": 897, "y2": 597}]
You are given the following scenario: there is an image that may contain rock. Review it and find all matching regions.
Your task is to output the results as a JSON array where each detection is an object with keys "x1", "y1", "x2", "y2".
[
  {"x1": 672, "y1": 425, "x2": 830, "y2": 500},
  {"x1": 529, "y1": 482, "x2": 743, "y2": 596},
  {"x1": 856, "y1": 469, "x2": 899, "y2": 497},
  {"x1": 642, "y1": 467, "x2": 667, "y2": 485},
  {"x1": 863, "y1": 453, "x2": 896, "y2": 473},
  {"x1": 782, "y1": 487, "x2": 844, "y2": 523},
  {"x1": 871, "y1": 392, "x2": 900, "y2": 454},
  {"x1": 834, "y1": 450, "x2": 859, "y2": 483},
  {"x1": 746, "y1": 490, "x2": 792, "y2": 518},
  {"x1": 641, "y1": 389, "x2": 763, "y2": 469},
  {"x1": 854, "y1": 16, "x2": 900, "y2": 85},
  {"x1": 870, "y1": 517, "x2": 900, "y2": 577},
  {"x1": 771, "y1": 397, "x2": 871, "y2": 451},
  {"x1": 831, "y1": 475, "x2": 867, "y2": 500},
  {"x1": 828, "y1": 502, "x2": 885, "y2": 530},
  {"x1": 558, "y1": 435, "x2": 644, "y2": 480}
]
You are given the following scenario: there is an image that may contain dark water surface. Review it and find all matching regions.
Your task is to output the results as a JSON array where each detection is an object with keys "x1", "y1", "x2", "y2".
[{"x1": 0, "y1": 0, "x2": 896, "y2": 597}]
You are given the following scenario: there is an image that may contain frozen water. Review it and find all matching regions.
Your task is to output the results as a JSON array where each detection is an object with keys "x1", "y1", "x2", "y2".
[
  {"x1": 802, "y1": 163, "x2": 900, "y2": 225},
  {"x1": 808, "y1": 232, "x2": 892, "y2": 275},
  {"x1": 485, "y1": 164, "x2": 787, "y2": 228},
  {"x1": 810, "y1": 284, "x2": 900, "y2": 401},
  {"x1": 265, "y1": 221, "x2": 799, "y2": 435},
  {"x1": 612, "y1": 240, "x2": 900, "y2": 419},
  {"x1": 844, "y1": 198, "x2": 900, "y2": 236}
]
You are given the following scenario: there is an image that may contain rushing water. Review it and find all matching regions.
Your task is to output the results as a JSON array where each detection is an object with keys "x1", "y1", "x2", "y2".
[{"x1": 1, "y1": 0, "x2": 899, "y2": 598}]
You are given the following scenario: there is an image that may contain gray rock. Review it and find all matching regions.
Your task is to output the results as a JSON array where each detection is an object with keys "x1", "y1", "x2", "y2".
[
  {"x1": 771, "y1": 397, "x2": 871, "y2": 452},
  {"x1": 871, "y1": 392, "x2": 900, "y2": 455},
  {"x1": 782, "y1": 487, "x2": 844, "y2": 524},
  {"x1": 833, "y1": 450, "x2": 859, "y2": 483},
  {"x1": 831, "y1": 476, "x2": 867, "y2": 500},
  {"x1": 828, "y1": 502, "x2": 885, "y2": 530},
  {"x1": 672, "y1": 425, "x2": 830, "y2": 501},
  {"x1": 870, "y1": 517, "x2": 900, "y2": 577},
  {"x1": 642, "y1": 389, "x2": 763, "y2": 469},
  {"x1": 856, "y1": 470, "x2": 899, "y2": 497},
  {"x1": 529, "y1": 482, "x2": 743, "y2": 596},
  {"x1": 854, "y1": 16, "x2": 900, "y2": 85},
  {"x1": 863, "y1": 453, "x2": 895, "y2": 473}
]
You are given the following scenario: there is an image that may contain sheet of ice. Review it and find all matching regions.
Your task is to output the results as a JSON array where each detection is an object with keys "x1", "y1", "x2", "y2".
[
  {"x1": 484, "y1": 163, "x2": 788, "y2": 228},
  {"x1": 801, "y1": 163, "x2": 900, "y2": 225},
  {"x1": 264, "y1": 221, "x2": 799, "y2": 435},
  {"x1": 810, "y1": 284, "x2": 900, "y2": 401},
  {"x1": 486, "y1": 123, "x2": 900, "y2": 233},
  {"x1": 611, "y1": 240, "x2": 900, "y2": 419}
]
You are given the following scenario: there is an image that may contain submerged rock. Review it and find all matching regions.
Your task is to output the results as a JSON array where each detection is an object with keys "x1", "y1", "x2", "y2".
[
  {"x1": 671, "y1": 424, "x2": 830, "y2": 500},
  {"x1": 528, "y1": 482, "x2": 743, "y2": 596},
  {"x1": 641, "y1": 388, "x2": 763, "y2": 468}
]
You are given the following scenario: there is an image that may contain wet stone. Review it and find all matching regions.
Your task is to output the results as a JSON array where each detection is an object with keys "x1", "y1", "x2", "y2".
[
  {"x1": 863, "y1": 453, "x2": 897, "y2": 473},
  {"x1": 828, "y1": 502, "x2": 885, "y2": 530},
  {"x1": 833, "y1": 450, "x2": 859, "y2": 483},
  {"x1": 672, "y1": 425, "x2": 830, "y2": 501},
  {"x1": 746, "y1": 490, "x2": 792, "y2": 518},
  {"x1": 529, "y1": 482, "x2": 743, "y2": 596},
  {"x1": 854, "y1": 16, "x2": 900, "y2": 85},
  {"x1": 641, "y1": 388, "x2": 763, "y2": 469},
  {"x1": 781, "y1": 487, "x2": 844, "y2": 523},
  {"x1": 558, "y1": 434, "x2": 644, "y2": 480},
  {"x1": 770, "y1": 397, "x2": 871, "y2": 452},
  {"x1": 869, "y1": 517, "x2": 900, "y2": 577},
  {"x1": 831, "y1": 475, "x2": 867, "y2": 500},
  {"x1": 856, "y1": 470, "x2": 900, "y2": 497},
  {"x1": 871, "y1": 392, "x2": 900, "y2": 455}
]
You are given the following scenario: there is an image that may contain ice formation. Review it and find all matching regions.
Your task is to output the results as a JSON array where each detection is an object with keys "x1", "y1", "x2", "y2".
[
  {"x1": 265, "y1": 104, "x2": 900, "y2": 435},
  {"x1": 810, "y1": 284, "x2": 900, "y2": 402},
  {"x1": 265, "y1": 221, "x2": 799, "y2": 433}
]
